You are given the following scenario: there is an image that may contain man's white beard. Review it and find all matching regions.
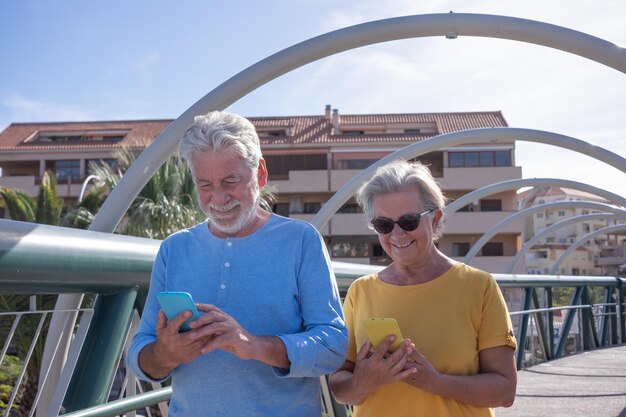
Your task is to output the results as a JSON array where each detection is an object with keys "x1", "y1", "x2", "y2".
[{"x1": 203, "y1": 186, "x2": 261, "y2": 235}]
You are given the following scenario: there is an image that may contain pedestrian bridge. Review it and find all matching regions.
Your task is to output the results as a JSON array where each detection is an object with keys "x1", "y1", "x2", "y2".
[
  {"x1": 1, "y1": 12, "x2": 625, "y2": 416},
  {"x1": 1, "y1": 219, "x2": 626, "y2": 417},
  {"x1": 501, "y1": 345, "x2": 626, "y2": 417}
]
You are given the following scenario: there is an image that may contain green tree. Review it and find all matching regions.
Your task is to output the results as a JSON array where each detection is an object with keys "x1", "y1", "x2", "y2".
[
  {"x1": 61, "y1": 182, "x2": 108, "y2": 229},
  {"x1": 0, "y1": 171, "x2": 63, "y2": 225}
]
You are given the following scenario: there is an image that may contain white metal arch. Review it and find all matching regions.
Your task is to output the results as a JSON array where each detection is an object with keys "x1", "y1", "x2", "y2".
[
  {"x1": 462, "y1": 201, "x2": 626, "y2": 264},
  {"x1": 550, "y1": 224, "x2": 626, "y2": 274},
  {"x1": 311, "y1": 129, "x2": 626, "y2": 230},
  {"x1": 506, "y1": 213, "x2": 626, "y2": 273},
  {"x1": 89, "y1": 13, "x2": 626, "y2": 234},
  {"x1": 444, "y1": 178, "x2": 626, "y2": 215}
]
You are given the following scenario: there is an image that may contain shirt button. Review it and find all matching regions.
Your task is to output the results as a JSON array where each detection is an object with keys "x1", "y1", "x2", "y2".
[
  {"x1": 224, "y1": 262, "x2": 230, "y2": 267},
  {"x1": 226, "y1": 241, "x2": 233, "y2": 247},
  {"x1": 220, "y1": 284, "x2": 226, "y2": 289}
]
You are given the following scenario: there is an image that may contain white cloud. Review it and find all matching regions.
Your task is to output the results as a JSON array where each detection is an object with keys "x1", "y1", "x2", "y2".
[{"x1": 0, "y1": 93, "x2": 96, "y2": 128}]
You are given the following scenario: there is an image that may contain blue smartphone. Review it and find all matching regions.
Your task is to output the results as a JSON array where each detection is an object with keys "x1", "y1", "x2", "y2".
[{"x1": 156, "y1": 291, "x2": 201, "y2": 332}]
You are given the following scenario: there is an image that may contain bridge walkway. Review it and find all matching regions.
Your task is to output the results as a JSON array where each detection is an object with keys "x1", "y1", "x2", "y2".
[{"x1": 499, "y1": 345, "x2": 626, "y2": 417}]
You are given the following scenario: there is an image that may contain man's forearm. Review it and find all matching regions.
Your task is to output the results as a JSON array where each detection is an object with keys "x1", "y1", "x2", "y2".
[{"x1": 248, "y1": 336, "x2": 291, "y2": 369}]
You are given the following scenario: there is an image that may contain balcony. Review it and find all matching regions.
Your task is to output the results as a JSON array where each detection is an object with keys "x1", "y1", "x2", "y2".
[
  {"x1": 458, "y1": 256, "x2": 527, "y2": 274},
  {"x1": 269, "y1": 170, "x2": 329, "y2": 193},
  {"x1": 445, "y1": 211, "x2": 524, "y2": 234},
  {"x1": 330, "y1": 213, "x2": 372, "y2": 236},
  {"x1": 595, "y1": 255, "x2": 626, "y2": 267},
  {"x1": 330, "y1": 169, "x2": 360, "y2": 192},
  {"x1": 289, "y1": 213, "x2": 372, "y2": 236},
  {"x1": 0, "y1": 175, "x2": 38, "y2": 195},
  {"x1": 439, "y1": 166, "x2": 522, "y2": 190},
  {"x1": 287, "y1": 213, "x2": 330, "y2": 235}
]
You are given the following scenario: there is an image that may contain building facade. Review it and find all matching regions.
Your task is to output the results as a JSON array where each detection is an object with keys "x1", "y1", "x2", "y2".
[
  {"x1": 518, "y1": 186, "x2": 626, "y2": 275},
  {"x1": 0, "y1": 106, "x2": 525, "y2": 273}
]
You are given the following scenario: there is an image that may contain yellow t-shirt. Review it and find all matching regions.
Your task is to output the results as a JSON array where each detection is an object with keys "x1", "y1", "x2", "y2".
[{"x1": 344, "y1": 263, "x2": 517, "y2": 417}]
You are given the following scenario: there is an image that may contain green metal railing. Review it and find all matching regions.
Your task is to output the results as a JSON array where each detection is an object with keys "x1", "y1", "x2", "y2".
[{"x1": 2, "y1": 219, "x2": 625, "y2": 417}]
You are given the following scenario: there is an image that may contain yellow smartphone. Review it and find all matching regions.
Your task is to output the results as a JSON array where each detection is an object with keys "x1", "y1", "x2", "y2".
[{"x1": 363, "y1": 318, "x2": 404, "y2": 352}]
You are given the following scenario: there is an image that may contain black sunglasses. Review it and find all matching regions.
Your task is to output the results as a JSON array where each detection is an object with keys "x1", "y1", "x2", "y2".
[{"x1": 371, "y1": 209, "x2": 435, "y2": 234}]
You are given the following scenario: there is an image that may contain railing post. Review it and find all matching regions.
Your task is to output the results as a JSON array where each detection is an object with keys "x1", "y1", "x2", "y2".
[
  {"x1": 556, "y1": 287, "x2": 583, "y2": 358},
  {"x1": 62, "y1": 288, "x2": 138, "y2": 413},
  {"x1": 580, "y1": 286, "x2": 599, "y2": 350},
  {"x1": 516, "y1": 287, "x2": 534, "y2": 370},
  {"x1": 531, "y1": 289, "x2": 551, "y2": 361},
  {"x1": 618, "y1": 279, "x2": 626, "y2": 344},
  {"x1": 546, "y1": 287, "x2": 555, "y2": 359},
  {"x1": 601, "y1": 287, "x2": 616, "y2": 346}
]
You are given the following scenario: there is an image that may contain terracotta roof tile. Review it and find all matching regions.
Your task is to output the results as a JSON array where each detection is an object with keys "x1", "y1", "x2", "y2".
[
  {"x1": 0, "y1": 111, "x2": 507, "y2": 151},
  {"x1": 0, "y1": 120, "x2": 172, "y2": 151}
]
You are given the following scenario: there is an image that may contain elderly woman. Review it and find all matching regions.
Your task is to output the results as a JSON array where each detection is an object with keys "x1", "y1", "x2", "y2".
[{"x1": 329, "y1": 159, "x2": 517, "y2": 417}]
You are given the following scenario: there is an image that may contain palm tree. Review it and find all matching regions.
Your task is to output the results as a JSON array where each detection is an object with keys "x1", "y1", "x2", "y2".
[
  {"x1": 88, "y1": 148, "x2": 204, "y2": 239},
  {"x1": 61, "y1": 183, "x2": 108, "y2": 230},
  {"x1": 0, "y1": 171, "x2": 63, "y2": 225}
]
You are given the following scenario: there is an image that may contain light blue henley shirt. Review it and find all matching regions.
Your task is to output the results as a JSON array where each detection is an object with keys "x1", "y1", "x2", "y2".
[{"x1": 127, "y1": 214, "x2": 348, "y2": 417}]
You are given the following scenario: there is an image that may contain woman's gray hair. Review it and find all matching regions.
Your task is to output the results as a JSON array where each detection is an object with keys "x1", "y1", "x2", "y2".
[
  {"x1": 178, "y1": 111, "x2": 262, "y2": 173},
  {"x1": 356, "y1": 159, "x2": 447, "y2": 240}
]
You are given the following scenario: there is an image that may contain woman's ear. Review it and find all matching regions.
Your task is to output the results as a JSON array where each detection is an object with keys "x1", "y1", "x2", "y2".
[{"x1": 432, "y1": 208, "x2": 443, "y2": 228}]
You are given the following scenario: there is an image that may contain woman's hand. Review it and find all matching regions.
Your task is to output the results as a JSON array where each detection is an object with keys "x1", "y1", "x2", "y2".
[
  {"x1": 401, "y1": 347, "x2": 441, "y2": 391},
  {"x1": 353, "y1": 337, "x2": 417, "y2": 391},
  {"x1": 329, "y1": 336, "x2": 416, "y2": 405}
]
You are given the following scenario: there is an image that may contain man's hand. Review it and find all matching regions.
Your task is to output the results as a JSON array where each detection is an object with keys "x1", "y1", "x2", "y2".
[
  {"x1": 189, "y1": 304, "x2": 290, "y2": 368},
  {"x1": 138, "y1": 309, "x2": 211, "y2": 379}
]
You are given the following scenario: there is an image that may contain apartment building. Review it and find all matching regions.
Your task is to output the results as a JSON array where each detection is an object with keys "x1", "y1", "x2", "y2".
[
  {"x1": 518, "y1": 186, "x2": 626, "y2": 275},
  {"x1": 0, "y1": 106, "x2": 525, "y2": 273}
]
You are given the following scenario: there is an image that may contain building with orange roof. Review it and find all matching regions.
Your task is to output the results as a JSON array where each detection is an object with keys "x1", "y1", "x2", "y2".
[{"x1": 0, "y1": 105, "x2": 525, "y2": 272}]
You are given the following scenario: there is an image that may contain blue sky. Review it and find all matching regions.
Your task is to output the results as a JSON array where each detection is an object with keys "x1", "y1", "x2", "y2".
[{"x1": 1, "y1": 0, "x2": 625, "y2": 197}]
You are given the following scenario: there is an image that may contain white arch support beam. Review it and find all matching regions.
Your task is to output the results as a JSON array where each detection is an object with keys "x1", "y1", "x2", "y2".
[
  {"x1": 311, "y1": 129, "x2": 626, "y2": 230},
  {"x1": 550, "y1": 224, "x2": 626, "y2": 274},
  {"x1": 444, "y1": 178, "x2": 626, "y2": 215},
  {"x1": 462, "y1": 201, "x2": 626, "y2": 264},
  {"x1": 506, "y1": 214, "x2": 626, "y2": 273},
  {"x1": 91, "y1": 14, "x2": 626, "y2": 234}
]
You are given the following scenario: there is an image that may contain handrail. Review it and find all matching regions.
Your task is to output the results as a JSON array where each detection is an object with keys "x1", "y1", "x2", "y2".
[
  {"x1": 45, "y1": 273, "x2": 625, "y2": 417},
  {"x1": 2, "y1": 220, "x2": 625, "y2": 416},
  {"x1": 58, "y1": 387, "x2": 172, "y2": 417}
]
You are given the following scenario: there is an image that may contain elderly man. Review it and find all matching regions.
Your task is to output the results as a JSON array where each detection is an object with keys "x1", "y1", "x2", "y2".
[{"x1": 128, "y1": 111, "x2": 348, "y2": 417}]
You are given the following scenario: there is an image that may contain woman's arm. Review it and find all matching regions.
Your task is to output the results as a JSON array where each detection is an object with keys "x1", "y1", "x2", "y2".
[{"x1": 402, "y1": 345, "x2": 517, "y2": 407}]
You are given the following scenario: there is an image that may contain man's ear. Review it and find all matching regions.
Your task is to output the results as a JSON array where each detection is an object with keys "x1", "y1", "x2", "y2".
[{"x1": 257, "y1": 158, "x2": 268, "y2": 187}]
